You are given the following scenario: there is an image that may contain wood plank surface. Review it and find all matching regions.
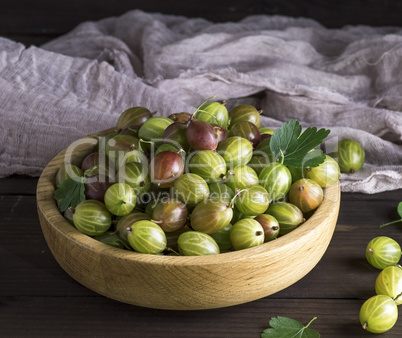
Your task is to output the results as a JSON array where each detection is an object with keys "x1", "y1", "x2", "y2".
[
  {"x1": 2, "y1": 1, "x2": 402, "y2": 47},
  {"x1": 1, "y1": 176, "x2": 402, "y2": 336},
  {"x1": 0, "y1": 297, "x2": 374, "y2": 337}
]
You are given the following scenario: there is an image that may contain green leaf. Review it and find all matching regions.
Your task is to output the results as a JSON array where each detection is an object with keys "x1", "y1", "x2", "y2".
[
  {"x1": 269, "y1": 120, "x2": 301, "y2": 164},
  {"x1": 397, "y1": 202, "x2": 402, "y2": 219},
  {"x1": 53, "y1": 177, "x2": 86, "y2": 213},
  {"x1": 261, "y1": 316, "x2": 320, "y2": 338},
  {"x1": 269, "y1": 120, "x2": 330, "y2": 168}
]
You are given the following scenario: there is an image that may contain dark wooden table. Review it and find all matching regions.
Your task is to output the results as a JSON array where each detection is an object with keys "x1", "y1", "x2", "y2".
[
  {"x1": 3, "y1": 0, "x2": 402, "y2": 46},
  {"x1": 1, "y1": 175, "x2": 401, "y2": 337},
  {"x1": 1, "y1": 1, "x2": 402, "y2": 336}
]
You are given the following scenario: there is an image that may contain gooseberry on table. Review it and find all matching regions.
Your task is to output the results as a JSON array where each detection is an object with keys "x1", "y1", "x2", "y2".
[
  {"x1": 375, "y1": 265, "x2": 402, "y2": 305},
  {"x1": 366, "y1": 236, "x2": 401, "y2": 270},
  {"x1": 359, "y1": 295, "x2": 398, "y2": 334}
]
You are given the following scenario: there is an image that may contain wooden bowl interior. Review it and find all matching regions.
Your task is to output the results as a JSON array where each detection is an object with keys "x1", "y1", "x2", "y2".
[{"x1": 37, "y1": 134, "x2": 340, "y2": 310}]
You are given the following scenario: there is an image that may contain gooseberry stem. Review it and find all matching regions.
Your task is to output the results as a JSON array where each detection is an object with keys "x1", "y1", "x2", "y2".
[
  {"x1": 189, "y1": 95, "x2": 217, "y2": 121},
  {"x1": 84, "y1": 166, "x2": 98, "y2": 177},
  {"x1": 379, "y1": 219, "x2": 402, "y2": 228},
  {"x1": 139, "y1": 139, "x2": 154, "y2": 146},
  {"x1": 194, "y1": 109, "x2": 220, "y2": 124},
  {"x1": 177, "y1": 148, "x2": 186, "y2": 156},
  {"x1": 138, "y1": 138, "x2": 154, "y2": 153},
  {"x1": 393, "y1": 291, "x2": 402, "y2": 302},
  {"x1": 279, "y1": 149, "x2": 285, "y2": 165},
  {"x1": 166, "y1": 247, "x2": 180, "y2": 256},
  {"x1": 229, "y1": 188, "x2": 247, "y2": 208},
  {"x1": 305, "y1": 317, "x2": 317, "y2": 329}
]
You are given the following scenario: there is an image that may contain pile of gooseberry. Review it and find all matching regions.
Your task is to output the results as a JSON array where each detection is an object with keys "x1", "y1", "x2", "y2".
[
  {"x1": 360, "y1": 236, "x2": 402, "y2": 333},
  {"x1": 55, "y1": 98, "x2": 341, "y2": 256}
]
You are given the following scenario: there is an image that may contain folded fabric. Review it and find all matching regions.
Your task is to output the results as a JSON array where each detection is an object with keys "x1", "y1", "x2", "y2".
[{"x1": 0, "y1": 10, "x2": 401, "y2": 193}]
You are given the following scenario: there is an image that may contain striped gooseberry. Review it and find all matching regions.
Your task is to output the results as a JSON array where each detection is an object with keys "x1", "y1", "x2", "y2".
[
  {"x1": 305, "y1": 155, "x2": 340, "y2": 187},
  {"x1": 138, "y1": 116, "x2": 173, "y2": 143},
  {"x1": 188, "y1": 150, "x2": 227, "y2": 183},
  {"x1": 230, "y1": 218, "x2": 265, "y2": 251},
  {"x1": 115, "y1": 211, "x2": 151, "y2": 245},
  {"x1": 56, "y1": 164, "x2": 83, "y2": 186},
  {"x1": 359, "y1": 295, "x2": 398, "y2": 334},
  {"x1": 127, "y1": 220, "x2": 167, "y2": 254},
  {"x1": 190, "y1": 198, "x2": 233, "y2": 234},
  {"x1": 196, "y1": 101, "x2": 229, "y2": 129},
  {"x1": 265, "y1": 202, "x2": 304, "y2": 236},
  {"x1": 186, "y1": 119, "x2": 219, "y2": 151},
  {"x1": 173, "y1": 173, "x2": 209, "y2": 207},
  {"x1": 208, "y1": 182, "x2": 234, "y2": 205},
  {"x1": 259, "y1": 162, "x2": 292, "y2": 202},
  {"x1": 162, "y1": 122, "x2": 191, "y2": 151},
  {"x1": 177, "y1": 231, "x2": 220, "y2": 256},
  {"x1": 228, "y1": 121, "x2": 261, "y2": 148},
  {"x1": 116, "y1": 106, "x2": 153, "y2": 131},
  {"x1": 117, "y1": 162, "x2": 151, "y2": 195},
  {"x1": 73, "y1": 200, "x2": 112, "y2": 236},
  {"x1": 334, "y1": 138, "x2": 365, "y2": 174},
  {"x1": 152, "y1": 198, "x2": 188, "y2": 232},
  {"x1": 375, "y1": 265, "x2": 402, "y2": 305},
  {"x1": 366, "y1": 237, "x2": 401, "y2": 270},
  {"x1": 234, "y1": 185, "x2": 270, "y2": 217},
  {"x1": 168, "y1": 112, "x2": 193, "y2": 123},
  {"x1": 225, "y1": 165, "x2": 259, "y2": 192},
  {"x1": 228, "y1": 104, "x2": 261, "y2": 128},
  {"x1": 149, "y1": 151, "x2": 184, "y2": 188},
  {"x1": 105, "y1": 134, "x2": 146, "y2": 171},
  {"x1": 254, "y1": 214, "x2": 280, "y2": 242},
  {"x1": 104, "y1": 183, "x2": 136, "y2": 216},
  {"x1": 216, "y1": 136, "x2": 253, "y2": 169},
  {"x1": 288, "y1": 178, "x2": 324, "y2": 213}
]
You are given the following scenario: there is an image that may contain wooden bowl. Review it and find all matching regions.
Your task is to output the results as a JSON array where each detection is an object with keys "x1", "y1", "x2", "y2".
[{"x1": 36, "y1": 133, "x2": 341, "y2": 310}]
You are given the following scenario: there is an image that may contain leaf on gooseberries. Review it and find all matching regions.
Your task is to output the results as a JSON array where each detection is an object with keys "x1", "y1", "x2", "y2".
[
  {"x1": 269, "y1": 119, "x2": 330, "y2": 168},
  {"x1": 54, "y1": 177, "x2": 85, "y2": 213}
]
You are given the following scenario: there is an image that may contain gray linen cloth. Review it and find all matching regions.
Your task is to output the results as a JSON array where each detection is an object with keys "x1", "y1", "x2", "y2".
[{"x1": 0, "y1": 10, "x2": 401, "y2": 193}]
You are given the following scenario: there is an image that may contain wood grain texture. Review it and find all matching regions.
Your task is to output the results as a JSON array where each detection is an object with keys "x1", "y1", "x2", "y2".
[
  {"x1": 0, "y1": 297, "x2": 381, "y2": 337},
  {"x1": 2, "y1": 0, "x2": 402, "y2": 47},
  {"x1": 36, "y1": 134, "x2": 340, "y2": 310},
  {"x1": 2, "y1": 184, "x2": 402, "y2": 336}
]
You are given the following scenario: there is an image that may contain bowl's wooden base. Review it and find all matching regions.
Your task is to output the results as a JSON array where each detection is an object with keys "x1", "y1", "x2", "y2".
[{"x1": 37, "y1": 135, "x2": 340, "y2": 310}]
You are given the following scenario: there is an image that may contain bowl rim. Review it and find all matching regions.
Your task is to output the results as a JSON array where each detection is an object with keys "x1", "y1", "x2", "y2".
[{"x1": 37, "y1": 134, "x2": 340, "y2": 267}]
